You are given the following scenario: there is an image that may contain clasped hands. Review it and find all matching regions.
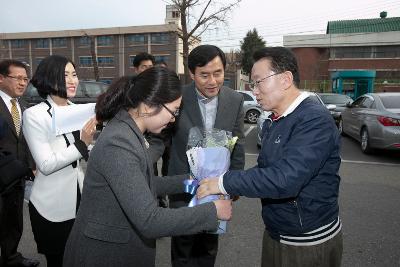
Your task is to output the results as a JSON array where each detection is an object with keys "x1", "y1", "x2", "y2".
[
  {"x1": 196, "y1": 177, "x2": 233, "y2": 221},
  {"x1": 196, "y1": 177, "x2": 221, "y2": 199}
]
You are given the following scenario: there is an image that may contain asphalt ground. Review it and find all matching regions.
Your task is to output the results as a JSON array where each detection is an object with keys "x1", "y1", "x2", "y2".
[{"x1": 16, "y1": 124, "x2": 400, "y2": 266}]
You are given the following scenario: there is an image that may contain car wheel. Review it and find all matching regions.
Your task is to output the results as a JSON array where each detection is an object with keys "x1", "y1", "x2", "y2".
[
  {"x1": 246, "y1": 110, "x2": 260, "y2": 124},
  {"x1": 338, "y1": 118, "x2": 346, "y2": 136},
  {"x1": 360, "y1": 128, "x2": 373, "y2": 154}
]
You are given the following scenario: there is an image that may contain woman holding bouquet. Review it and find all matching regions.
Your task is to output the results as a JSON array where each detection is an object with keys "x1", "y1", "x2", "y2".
[{"x1": 63, "y1": 67, "x2": 232, "y2": 267}]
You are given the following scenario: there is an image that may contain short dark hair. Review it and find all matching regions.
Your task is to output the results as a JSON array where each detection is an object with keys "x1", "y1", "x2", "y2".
[
  {"x1": 0, "y1": 59, "x2": 28, "y2": 76},
  {"x1": 95, "y1": 67, "x2": 181, "y2": 122},
  {"x1": 133, "y1": 52, "x2": 155, "y2": 68},
  {"x1": 253, "y1": 47, "x2": 300, "y2": 88},
  {"x1": 188, "y1": 45, "x2": 226, "y2": 74},
  {"x1": 31, "y1": 55, "x2": 76, "y2": 99}
]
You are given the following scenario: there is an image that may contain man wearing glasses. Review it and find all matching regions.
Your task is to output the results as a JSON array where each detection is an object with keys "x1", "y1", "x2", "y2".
[
  {"x1": 197, "y1": 47, "x2": 343, "y2": 267},
  {"x1": 168, "y1": 45, "x2": 245, "y2": 267},
  {"x1": 0, "y1": 59, "x2": 39, "y2": 267}
]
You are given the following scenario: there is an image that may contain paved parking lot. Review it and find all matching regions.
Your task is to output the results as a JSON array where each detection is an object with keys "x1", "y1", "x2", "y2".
[{"x1": 17, "y1": 124, "x2": 400, "y2": 266}]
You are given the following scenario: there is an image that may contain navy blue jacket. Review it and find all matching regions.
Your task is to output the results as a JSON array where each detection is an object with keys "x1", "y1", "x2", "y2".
[{"x1": 223, "y1": 97, "x2": 341, "y2": 240}]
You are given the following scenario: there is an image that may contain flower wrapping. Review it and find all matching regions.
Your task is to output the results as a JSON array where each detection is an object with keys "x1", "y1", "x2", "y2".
[{"x1": 184, "y1": 127, "x2": 237, "y2": 234}]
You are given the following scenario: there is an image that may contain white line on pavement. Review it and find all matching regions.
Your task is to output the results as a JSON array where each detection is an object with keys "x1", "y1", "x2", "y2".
[
  {"x1": 245, "y1": 154, "x2": 399, "y2": 166},
  {"x1": 341, "y1": 159, "x2": 399, "y2": 167},
  {"x1": 245, "y1": 126, "x2": 255, "y2": 137}
]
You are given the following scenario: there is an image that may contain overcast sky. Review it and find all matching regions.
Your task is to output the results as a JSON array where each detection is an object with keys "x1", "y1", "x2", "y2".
[{"x1": 1, "y1": 0, "x2": 399, "y2": 51}]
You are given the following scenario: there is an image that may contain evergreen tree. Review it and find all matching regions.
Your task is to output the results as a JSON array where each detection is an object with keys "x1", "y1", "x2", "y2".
[{"x1": 240, "y1": 29, "x2": 266, "y2": 75}]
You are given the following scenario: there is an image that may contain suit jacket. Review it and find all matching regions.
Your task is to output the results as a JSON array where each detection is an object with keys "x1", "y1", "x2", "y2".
[
  {"x1": 63, "y1": 109, "x2": 218, "y2": 267},
  {"x1": 168, "y1": 84, "x2": 245, "y2": 206},
  {"x1": 0, "y1": 97, "x2": 34, "y2": 169},
  {"x1": 22, "y1": 96, "x2": 84, "y2": 222}
]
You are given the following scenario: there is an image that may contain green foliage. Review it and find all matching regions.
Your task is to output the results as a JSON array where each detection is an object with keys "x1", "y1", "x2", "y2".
[{"x1": 240, "y1": 29, "x2": 266, "y2": 75}]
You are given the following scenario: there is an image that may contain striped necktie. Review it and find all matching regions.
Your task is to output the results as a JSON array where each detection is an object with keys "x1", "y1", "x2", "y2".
[{"x1": 10, "y1": 98, "x2": 21, "y2": 135}]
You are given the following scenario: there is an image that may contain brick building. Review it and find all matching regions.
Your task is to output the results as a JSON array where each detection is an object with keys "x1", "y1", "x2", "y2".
[
  {"x1": 283, "y1": 12, "x2": 400, "y2": 92},
  {"x1": 0, "y1": 5, "x2": 194, "y2": 84}
]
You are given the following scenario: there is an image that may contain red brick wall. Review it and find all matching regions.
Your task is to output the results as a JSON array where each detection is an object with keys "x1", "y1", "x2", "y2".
[{"x1": 291, "y1": 47, "x2": 330, "y2": 81}]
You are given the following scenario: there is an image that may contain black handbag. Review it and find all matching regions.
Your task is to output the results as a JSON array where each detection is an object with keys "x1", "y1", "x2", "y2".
[{"x1": 0, "y1": 150, "x2": 33, "y2": 194}]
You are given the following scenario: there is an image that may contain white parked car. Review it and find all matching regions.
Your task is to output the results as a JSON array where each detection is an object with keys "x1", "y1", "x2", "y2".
[{"x1": 238, "y1": 91, "x2": 263, "y2": 124}]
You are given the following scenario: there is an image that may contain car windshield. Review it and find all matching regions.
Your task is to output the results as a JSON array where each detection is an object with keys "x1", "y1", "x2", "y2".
[
  {"x1": 320, "y1": 94, "x2": 352, "y2": 105},
  {"x1": 308, "y1": 95, "x2": 322, "y2": 105},
  {"x1": 74, "y1": 84, "x2": 84, "y2": 97},
  {"x1": 85, "y1": 83, "x2": 107, "y2": 97},
  {"x1": 379, "y1": 95, "x2": 400, "y2": 109}
]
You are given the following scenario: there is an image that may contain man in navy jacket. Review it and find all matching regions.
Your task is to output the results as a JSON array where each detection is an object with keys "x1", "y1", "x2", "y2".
[{"x1": 198, "y1": 47, "x2": 343, "y2": 267}]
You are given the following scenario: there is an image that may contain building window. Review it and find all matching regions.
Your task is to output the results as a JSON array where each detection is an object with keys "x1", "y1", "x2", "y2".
[
  {"x1": 331, "y1": 46, "x2": 400, "y2": 59},
  {"x1": 79, "y1": 36, "x2": 91, "y2": 46},
  {"x1": 35, "y1": 39, "x2": 49, "y2": 49},
  {"x1": 127, "y1": 34, "x2": 145, "y2": 45},
  {"x1": 331, "y1": 47, "x2": 372, "y2": 59},
  {"x1": 129, "y1": 55, "x2": 136, "y2": 67},
  {"x1": 172, "y1": 11, "x2": 180, "y2": 18},
  {"x1": 97, "y1": 56, "x2": 114, "y2": 67},
  {"x1": 11, "y1": 40, "x2": 26, "y2": 49},
  {"x1": 97, "y1": 36, "x2": 113, "y2": 46},
  {"x1": 151, "y1": 33, "x2": 169, "y2": 44},
  {"x1": 154, "y1": 55, "x2": 169, "y2": 64},
  {"x1": 375, "y1": 46, "x2": 400, "y2": 58},
  {"x1": 52, "y1": 38, "x2": 67, "y2": 48},
  {"x1": 79, "y1": 56, "x2": 93, "y2": 67}
]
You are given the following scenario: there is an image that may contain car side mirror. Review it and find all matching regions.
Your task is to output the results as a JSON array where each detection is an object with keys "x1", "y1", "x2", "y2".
[
  {"x1": 326, "y1": 104, "x2": 336, "y2": 110},
  {"x1": 346, "y1": 102, "x2": 352, "y2": 108}
]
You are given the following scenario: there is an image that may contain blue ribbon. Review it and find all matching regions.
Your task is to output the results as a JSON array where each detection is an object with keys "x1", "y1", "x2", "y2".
[
  {"x1": 184, "y1": 179, "x2": 199, "y2": 195},
  {"x1": 183, "y1": 178, "x2": 227, "y2": 234}
]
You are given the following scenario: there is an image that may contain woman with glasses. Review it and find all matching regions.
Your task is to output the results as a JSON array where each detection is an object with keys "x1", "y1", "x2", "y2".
[
  {"x1": 22, "y1": 55, "x2": 97, "y2": 267},
  {"x1": 63, "y1": 67, "x2": 232, "y2": 267}
]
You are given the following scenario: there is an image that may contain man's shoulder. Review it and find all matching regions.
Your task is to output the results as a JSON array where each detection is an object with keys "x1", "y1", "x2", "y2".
[
  {"x1": 220, "y1": 86, "x2": 243, "y2": 101},
  {"x1": 289, "y1": 98, "x2": 333, "y2": 127},
  {"x1": 298, "y1": 98, "x2": 330, "y2": 116}
]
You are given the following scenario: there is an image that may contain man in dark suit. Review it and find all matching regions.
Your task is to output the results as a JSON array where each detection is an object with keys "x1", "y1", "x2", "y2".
[
  {"x1": 0, "y1": 59, "x2": 39, "y2": 267},
  {"x1": 168, "y1": 45, "x2": 245, "y2": 267}
]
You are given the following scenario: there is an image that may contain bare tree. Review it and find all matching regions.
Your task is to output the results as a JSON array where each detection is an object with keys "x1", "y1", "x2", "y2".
[
  {"x1": 83, "y1": 33, "x2": 100, "y2": 81},
  {"x1": 168, "y1": 0, "x2": 242, "y2": 83}
]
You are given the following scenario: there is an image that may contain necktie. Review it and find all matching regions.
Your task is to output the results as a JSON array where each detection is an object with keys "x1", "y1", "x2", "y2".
[{"x1": 10, "y1": 98, "x2": 21, "y2": 135}]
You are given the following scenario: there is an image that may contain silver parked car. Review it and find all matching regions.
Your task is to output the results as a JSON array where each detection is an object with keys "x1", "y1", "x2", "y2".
[
  {"x1": 318, "y1": 93, "x2": 353, "y2": 126},
  {"x1": 238, "y1": 91, "x2": 263, "y2": 124},
  {"x1": 256, "y1": 92, "x2": 325, "y2": 147},
  {"x1": 339, "y1": 93, "x2": 400, "y2": 154}
]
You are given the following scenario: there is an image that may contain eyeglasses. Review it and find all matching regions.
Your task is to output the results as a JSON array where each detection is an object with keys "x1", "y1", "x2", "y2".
[
  {"x1": 6, "y1": 75, "x2": 30, "y2": 84},
  {"x1": 161, "y1": 104, "x2": 180, "y2": 118},
  {"x1": 249, "y1": 72, "x2": 282, "y2": 91}
]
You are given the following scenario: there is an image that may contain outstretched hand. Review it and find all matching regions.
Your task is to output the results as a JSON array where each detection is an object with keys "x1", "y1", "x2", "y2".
[
  {"x1": 197, "y1": 178, "x2": 221, "y2": 199},
  {"x1": 213, "y1": 199, "x2": 232, "y2": 221}
]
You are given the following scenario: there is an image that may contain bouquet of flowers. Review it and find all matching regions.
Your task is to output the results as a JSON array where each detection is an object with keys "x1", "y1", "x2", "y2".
[{"x1": 184, "y1": 127, "x2": 238, "y2": 234}]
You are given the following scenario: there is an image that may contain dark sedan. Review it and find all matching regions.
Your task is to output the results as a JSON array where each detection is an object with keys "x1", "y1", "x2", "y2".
[
  {"x1": 318, "y1": 93, "x2": 353, "y2": 125},
  {"x1": 339, "y1": 93, "x2": 400, "y2": 153},
  {"x1": 22, "y1": 80, "x2": 108, "y2": 107}
]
